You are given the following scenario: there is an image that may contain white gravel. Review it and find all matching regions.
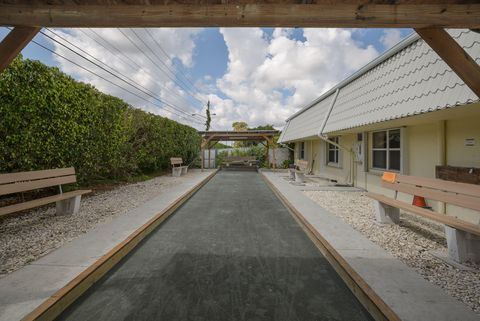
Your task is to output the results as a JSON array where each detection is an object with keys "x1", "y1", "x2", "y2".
[
  {"x1": 0, "y1": 172, "x2": 197, "y2": 276},
  {"x1": 304, "y1": 190, "x2": 480, "y2": 314}
]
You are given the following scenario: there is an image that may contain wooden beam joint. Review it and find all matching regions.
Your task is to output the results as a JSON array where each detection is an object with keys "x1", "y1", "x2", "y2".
[
  {"x1": 0, "y1": 26, "x2": 40, "y2": 72},
  {"x1": 415, "y1": 27, "x2": 480, "y2": 98}
]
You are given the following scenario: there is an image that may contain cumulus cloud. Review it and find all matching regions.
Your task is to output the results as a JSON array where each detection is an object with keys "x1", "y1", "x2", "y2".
[
  {"x1": 380, "y1": 29, "x2": 403, "y2": 50},
  {"x1": 209, "y1": 28, "x2": 378, "y2": 130},
  {"x1": 46, "y1": 27, "x2": 381, "y2": 131},
  {"x1": 47, "y1": 28, "x2": 205, "y2": 127}
]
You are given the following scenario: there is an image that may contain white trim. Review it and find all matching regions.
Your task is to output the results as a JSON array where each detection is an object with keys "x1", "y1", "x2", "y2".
[
  {"x1": 362, "y1": 132, "x2": 368, "y2": 173},
  {"x1": 277, "y1": 120, "x2": 291, "y2": 143},
  {"x1": 300, "y1": 141, "x2": 306, "y2": 160},
  {"x1": 326, "y1": 136, "x2": 341, "y2": 166},
  {"x1": 400, "y1": 127, "x2": 408, "y2": 175},
  {"x1": 370, "y1": 128, "x2": 402, "y2": 173},
  {"x1": 318, "y1": 88, "x2": 340, "y2": 136}
]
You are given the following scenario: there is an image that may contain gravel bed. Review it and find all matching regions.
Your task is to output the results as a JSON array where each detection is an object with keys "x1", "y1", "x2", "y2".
[
  {"x1": 0, "y1": 172, "x2": 197, "y2": 276},
  {"x1": 304, "y1": 190, "x2": 480, "y2": 314}
]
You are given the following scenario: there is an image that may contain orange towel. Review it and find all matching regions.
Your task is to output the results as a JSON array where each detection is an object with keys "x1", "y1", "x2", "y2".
[{"x1": 382, "y1": 172, "x2": 397, "y2": 183}]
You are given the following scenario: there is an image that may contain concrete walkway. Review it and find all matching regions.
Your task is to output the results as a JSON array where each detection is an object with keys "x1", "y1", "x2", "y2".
[
  {"x1": 0, "y1": 169, "x2": 215, "y2": 321},
  {"x1": 262, "y1": 171, "x2": 480, "y2": 321},
  {"x1": 57, "y1": 171, "x2": 373, "y2": 321}
]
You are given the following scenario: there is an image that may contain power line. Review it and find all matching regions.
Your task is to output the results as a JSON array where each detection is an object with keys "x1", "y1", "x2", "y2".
[
  {"x1": 44, "y1": 28, "x2": 203, "y2": 122},
  {"x1": 22, "y1": 33, "x2": 203, "y2": 126},
  {"x1": 117, "y1": 28, "x2": 204, "y2": 106},
  {"x1": 79, "y1": 28, "x2": 203, "y2": 115},
  {"x1": 129, "y1": 28, "x2": 203, "y2": 103},
  {"x1": 133, "y1": 28, "x2": 200, "y2": 98},
  {"x1": 143, "y1": 28, "x2": 200, "y2": 93},
  {"x1": 39, "y1": 29, "x2": 203, "y2": 124}
]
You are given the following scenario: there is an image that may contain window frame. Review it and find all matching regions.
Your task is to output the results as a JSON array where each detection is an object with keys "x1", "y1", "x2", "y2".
[
  {"x1": 327, "y1": 136, "x2": 340, "y2": 166},
  {"x1": 300, "y1": 142, "x2": 305, "y2": 160},
  {"x1": 371, "y1": 128, "x2": 402, "y2": 172}
]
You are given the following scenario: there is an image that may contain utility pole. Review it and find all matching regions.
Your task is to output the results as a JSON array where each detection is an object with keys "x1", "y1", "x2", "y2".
[
  {"x1": 205, "y1": 100, "x2": 212, "y2": 169},
  {"x1": 205, "y1": 100, "x2": 211, "y2": 132}
]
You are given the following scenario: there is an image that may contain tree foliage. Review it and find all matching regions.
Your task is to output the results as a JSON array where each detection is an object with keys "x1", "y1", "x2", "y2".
[
  {"x1": 250, "y1": 124, "x2": 274, "y2": 130},
  {"x1": 0, "y1": 56, "x2": 201, "y2": 184},
  {"x1": 232, "y1": 121, "x2": 248, "y2": 131}
]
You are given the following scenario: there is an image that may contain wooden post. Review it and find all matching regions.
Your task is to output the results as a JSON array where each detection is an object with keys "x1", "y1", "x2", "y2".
[
  {"x1": 415, "y1": 28, "x2": 480, "y2": 98},
  {"x1": 273, "y1": 141, "x2": 277, "y2": 171},
  {"x1": 200, "y1": 135, "x2": 215, "y2": 171},
  {"x1": 208, "y1": 146, "x2": 211, "y2": 169},
  {"x1": 0, "y1": 26, "x2": 40, "y2": 72},
  {"x1": 201, "y1": 139, "x2": 205, "y2": 172},
  {"x1": 265, "y1": 136, "x2": 276, "y2": 171},
  {"x1": 263, "y1": 136, "x2": 270, "y2": 169}
]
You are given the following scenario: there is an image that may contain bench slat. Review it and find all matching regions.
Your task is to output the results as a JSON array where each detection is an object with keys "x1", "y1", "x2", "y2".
[
  {"x1": 396, "y1": 175, "x2": 480, "y2": 198},
  {"x1": 0, "y1": 167, "x2": 75, "y2": 185},
  {"x1": 294, "y1": 159, "x2": 309, "y2": 171},
  {"x1": 0, "y1": 175, "x2": 77, "y2": 196},
  {"x1": 170, "y1": 158, "x2": 183, "y2": 166},
  {"x1": 224, "y1": 156, "x2": 256, "y2": 161},
  {"x1": 382, "y1": 181, "x2": 480, "y2": 212},
  {"x1": 367, "y1": 192, "x2": 480, "y2": 236},
  {"x1": 0, "y1": 189, "x2": 91, "y2": 217}
]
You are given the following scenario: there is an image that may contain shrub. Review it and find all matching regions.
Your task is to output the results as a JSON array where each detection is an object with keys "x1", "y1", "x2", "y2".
[{"x1": 0, "y1": 56, "x2": 201, "y2": 184}]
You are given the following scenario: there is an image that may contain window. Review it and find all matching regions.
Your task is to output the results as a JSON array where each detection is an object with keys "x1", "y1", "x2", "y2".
[
  {"x1": 372, "y1": 129, "x2": 401, "y2": 171},
  {"x1": 300, "y1": 142, "x2": 305, "y2": 159},
  {"x1": 327, "y1": 137, "x2": 339, "y2": 164}
]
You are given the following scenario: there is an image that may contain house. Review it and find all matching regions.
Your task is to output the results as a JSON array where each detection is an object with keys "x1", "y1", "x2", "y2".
[{"x1": 278, "y1": 29, "x2": 480, "y2": 224}]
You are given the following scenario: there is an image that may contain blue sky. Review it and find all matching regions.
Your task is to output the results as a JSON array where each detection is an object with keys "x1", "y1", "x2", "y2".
[{"x1": 1, "y1": 27, "x2": 412, "y2": 129}]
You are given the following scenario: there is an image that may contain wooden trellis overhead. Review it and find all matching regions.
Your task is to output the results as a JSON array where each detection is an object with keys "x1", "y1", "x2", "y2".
[
  {"x1": 0, "y1": 1, "x2": 479, "y2": 99},
  {"x1": 1, "y1": 1, "x2": 480, "y2": 28},
  {"x1": 199, "y1": 130, "x2": 279, "y2": 170},
  {"x1": 200, "y1": 130, "x2": 279, "y2": 145}
]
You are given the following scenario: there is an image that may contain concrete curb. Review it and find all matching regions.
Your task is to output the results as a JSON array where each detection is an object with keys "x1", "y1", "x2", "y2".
[
  {"x1": 0, "y1": 169, "x2": 218, "y2": 321},
  {"x1": 261, "y1": 171, "x2": 480, "y2": 321}
]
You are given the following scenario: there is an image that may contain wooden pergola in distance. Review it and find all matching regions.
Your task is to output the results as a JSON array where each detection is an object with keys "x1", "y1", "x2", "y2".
[{"x1": 199, "y1": 130, "x2": 279, "y2": 170}]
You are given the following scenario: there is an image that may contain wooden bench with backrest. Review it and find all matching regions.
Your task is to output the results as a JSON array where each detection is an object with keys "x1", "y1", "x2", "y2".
[
  {"x1": 289, "y1": 159, "x2": 309, "y2": 183},
  {"x1": 0, "y1": 167, "x2": 91, "y2": 217},
  {"x1": 366, "y1": 172, "x2": 480, "y2": 263},
  {"x1": 223, "y1": 156, "x2": 258, "y2": 167},
  {"x1": 170, "y1": 157, "x2": 188, "y2": 177}
]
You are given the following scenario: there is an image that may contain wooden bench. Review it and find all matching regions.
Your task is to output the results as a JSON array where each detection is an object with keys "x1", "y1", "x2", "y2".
[
  {"x1": 366, "y1": 172, "x2": 480, "y2": 263},
  {"x1": 170, "y1": 157, "x2": 188, "y2": 177},
  {"x1": 289, "y1": 159, "x2": 309, "y2": 183},
  {"x1": 223, "y1": 156, "x2": 258, "y2": 167},
  {"x1": 0, "y1": 167, "x2": 91, "y2": 217}
]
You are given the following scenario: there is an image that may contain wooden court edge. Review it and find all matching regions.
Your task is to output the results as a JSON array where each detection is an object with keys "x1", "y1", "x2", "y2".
[
  {"x1": 21, "y1": 169, "x2": 218, "y2": 321},
  {"x1": 260, "y1": 172, "x2": 401, "y2": 321}
]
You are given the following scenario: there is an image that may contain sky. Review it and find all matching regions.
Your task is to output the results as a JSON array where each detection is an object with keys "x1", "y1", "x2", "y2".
[{"x1": 0, "y1": 27, "x2": 412, "y2": 130}]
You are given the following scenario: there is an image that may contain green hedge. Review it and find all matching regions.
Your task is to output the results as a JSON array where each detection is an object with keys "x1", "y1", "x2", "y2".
[{"x1": 0, "y1": 56, "x2": 201, "y2": 184}]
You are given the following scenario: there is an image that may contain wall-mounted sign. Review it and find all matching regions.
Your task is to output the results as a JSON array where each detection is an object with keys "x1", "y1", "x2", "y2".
[{"x1": 465, "y1": 138, "x2": 475, "y2": 146}]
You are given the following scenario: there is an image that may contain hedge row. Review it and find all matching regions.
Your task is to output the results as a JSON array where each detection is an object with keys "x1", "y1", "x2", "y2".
[{"x1": 0, "y1": 56, "x2": 201, "y2": 184}]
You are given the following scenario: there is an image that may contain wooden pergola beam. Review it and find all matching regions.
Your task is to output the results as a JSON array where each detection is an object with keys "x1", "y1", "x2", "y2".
[
  {"x1": 1, "y1": 2, "x2": 480, "y2": 28},
  {"x1": 0, "y1": 26, "x2": 40, "y2": 72},
  {"x1": 415, "y1": 28, "x2": 480, "y2": 98}
]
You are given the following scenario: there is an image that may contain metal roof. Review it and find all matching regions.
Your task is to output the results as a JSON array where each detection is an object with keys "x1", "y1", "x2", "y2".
[
  {"x1": 279, "y1": 29, "x2": 480, "y2": 142},
  {"x1": 279, "y1": 92, "x2": 336, "y2": 142}
]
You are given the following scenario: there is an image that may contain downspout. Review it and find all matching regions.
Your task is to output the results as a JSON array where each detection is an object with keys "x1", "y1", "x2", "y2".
[
  {"x1": 317, "y1": 89, "x2": 356, "y2": 186},
  {"x1": 437, "y1": 120, "x2": 447, "y2": 214}
]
